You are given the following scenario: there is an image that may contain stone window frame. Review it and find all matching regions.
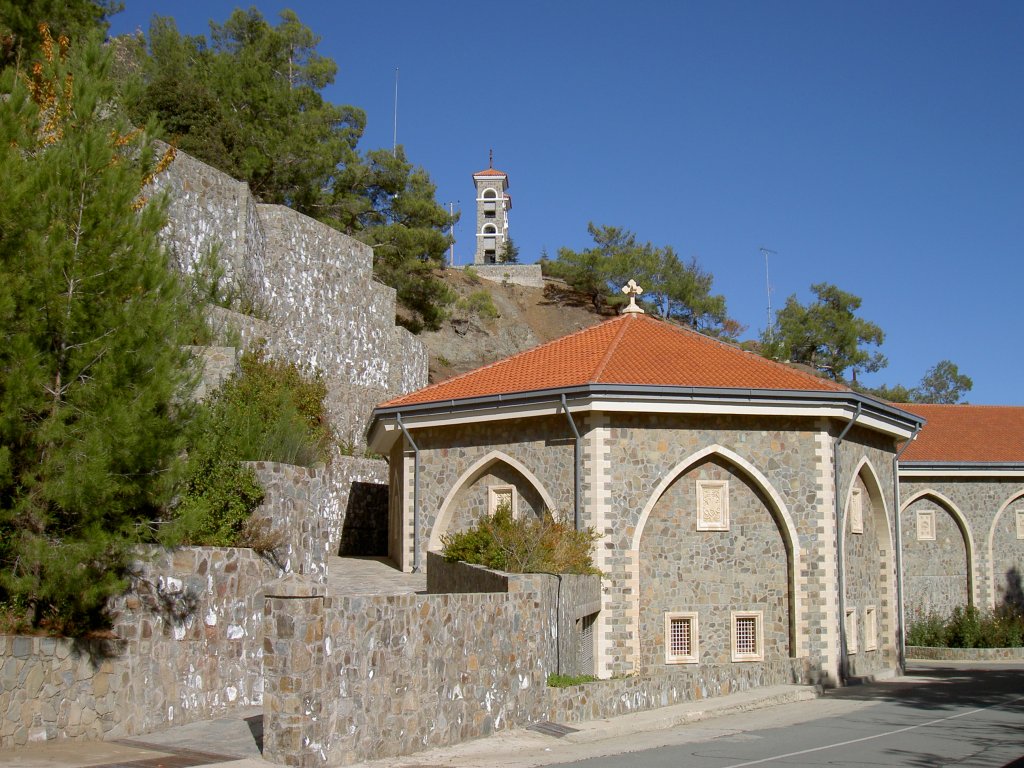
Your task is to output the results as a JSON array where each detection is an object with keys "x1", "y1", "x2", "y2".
[
  {"x1": 850, "y1": 487, "x2": 864, "y2": 535},
  {"x1": 664, "y1": 611, "x2": 699, "y2": 664},
  {"x1": 845, "y1": 607, "x2": 858, "y2": 654},
  {"x1": 482, "y1": 188, "x2": 498, "y2": 200},
  {"x1": 864, "y1": 605, "x2": 877, "y2": 652},
  {"x1": 696, "y1": 479, "x2": 730, "y2": 532},
  {"x1": 730, "y1": 611, "x2": 763, "y2": 662},
  {"x1": 916, "y1": 509, "x2": 936, "y2": 541},
  {"x1": 488, "y1": 485, "x2": 518, "y2": 518},
  {"x1": 1016, "y1": 509, "x2": 1024, "y2": 540}
]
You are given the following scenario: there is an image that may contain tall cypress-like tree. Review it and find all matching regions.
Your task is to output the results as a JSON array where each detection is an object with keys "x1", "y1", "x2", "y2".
[{"x1": 0, "y1": 29, "x2": 198, "y2": 632}]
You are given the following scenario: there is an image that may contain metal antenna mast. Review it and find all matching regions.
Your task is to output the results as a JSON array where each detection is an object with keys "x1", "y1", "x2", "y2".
[
  {"x1": 443, "y1": 200, "x2": 459, "y2": 267},
  {"x1": 393, "y1": 68, "x2": 399, "y2": 156},
  {"x1": 760, "y1": 247, "x2": 777, "y2": 340}
]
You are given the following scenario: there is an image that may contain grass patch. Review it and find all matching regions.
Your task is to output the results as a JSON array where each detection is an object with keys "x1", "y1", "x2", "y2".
[{"x1": 548, "y1": 673, "x2": 598, "y2": 688}]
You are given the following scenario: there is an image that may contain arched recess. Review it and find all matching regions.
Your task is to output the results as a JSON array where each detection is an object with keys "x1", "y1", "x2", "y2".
[
  {"x1": 840, "y1": 457, "x2": 896, "y2": 666},
  {"x1": 630, "y1": 444, "x2": 803, "y2": 660},
  {"x1": 482, "y1": 188, "x2": 497, "y2": 199},
  {"x1": 427, "y1": 450, "x2": 557, "y2": 553},
  {"x1": 900, "y1": 489, "x2": 977, "y2": 608},
  {"x1": 482, "y1": 223, "x2": 497, "y2": 234},
  {"x1": 987, "y1": 488, "x2": 1024, "y2": 610}
]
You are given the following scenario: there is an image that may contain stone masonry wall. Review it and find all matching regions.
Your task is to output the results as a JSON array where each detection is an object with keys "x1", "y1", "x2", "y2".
[
  {"x1": 262, "y1": 589, "x2": 555, "y2": 767},
  {"x1": 900, "y1": 495, "x2": 971, "y2": 618},
  {"x1": 899, "y1": 477, "x2": 1024, "y2": 610},
  {"x1": 248, "y1": 462, "x2": 327, "y2": 583},
  {"x1": 0, "y1": 548, "x2": 277, "y2": 748},
  {"x1": 462, "y1": 264, "x2": 544, "y2": 288}
]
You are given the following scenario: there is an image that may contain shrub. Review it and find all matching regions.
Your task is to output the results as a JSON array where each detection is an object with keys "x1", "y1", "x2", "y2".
[
  {"x1": 906, "y1": 604, "x2": 1024, "y2": 648},
  {"x1": 166, "y1": 345, "x2": 333, "y2": 546},
  {"x1": 441, "y1": 503, "x2": 600, "y2": 575},
  {"x1": 464, "y1": 266, "x2": 480, "y2": 283},
  {"x1": 456, "y1": 289, "x2": 499, "y2": 320}
]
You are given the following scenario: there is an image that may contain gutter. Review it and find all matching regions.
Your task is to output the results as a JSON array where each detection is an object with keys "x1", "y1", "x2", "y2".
[
  {"x1": 834, "y1": 402, "x2": 862, "y2": 685},
  {"x1": 892, "y1": 422, "x2": 922, "y2": 674},
  {"x1": 561, "y1": 394, "x2": 583, "y2": 531},
  {"x1": 396, "y1": 412, "x2": 421, "y2": 573}
]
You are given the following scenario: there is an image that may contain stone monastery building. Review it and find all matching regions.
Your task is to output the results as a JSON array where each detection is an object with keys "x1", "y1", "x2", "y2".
[{"x1": 369, "y1": 291, "x2": 952, "y2": 686}]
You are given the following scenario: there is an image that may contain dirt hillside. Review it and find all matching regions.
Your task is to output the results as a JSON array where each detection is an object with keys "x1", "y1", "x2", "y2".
[{"x1": 419, "y1": 271, "x2": 611, "y2": 384}]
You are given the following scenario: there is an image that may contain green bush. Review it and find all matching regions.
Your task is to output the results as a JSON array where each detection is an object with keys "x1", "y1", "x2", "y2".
[
  {"x1": 456, "y1": 289, "x2": 499, "y2": 320},
  {"x1": 441, "y1": 503, "x2": 600, "y2": 575},
  {"x1": 906, "y1": 605, "x2": 1024, "y2": 648},
  {"x1": 167, "y1": 345, "x2": 333, "y2": 546}
]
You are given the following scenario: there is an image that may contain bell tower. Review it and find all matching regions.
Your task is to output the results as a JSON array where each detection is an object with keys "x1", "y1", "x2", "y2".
[{"x1": 473, "y1": 152, "x2": 511, "y2": 265}]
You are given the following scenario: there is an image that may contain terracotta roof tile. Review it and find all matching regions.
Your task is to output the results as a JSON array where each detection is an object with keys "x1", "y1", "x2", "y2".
[
  {"x1": 899, "y1": 403, "x2": 1024, "y2": 464},
  {"x1": 473, "y1": 168, "x2": 507, "y2": 177},
  {"x1": 381, "y1": 313, "x2": 849, "y2": 408}
]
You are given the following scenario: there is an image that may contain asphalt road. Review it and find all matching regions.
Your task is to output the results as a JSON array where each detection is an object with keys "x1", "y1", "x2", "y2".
[{"x1": 548, "y1": 662, "x2": 1024, "y2": 768}]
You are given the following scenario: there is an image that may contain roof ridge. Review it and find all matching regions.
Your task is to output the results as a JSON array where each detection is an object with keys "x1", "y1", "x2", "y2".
[
  {"x1": 379, "y1": 314, "x2": 624, "y2": 408},
  {"x1": 590, "y1": 314, "x2": 633, "y2": 382},
  {"x1": 636, "y1": 314, "x2": 851, "y2": 393}
]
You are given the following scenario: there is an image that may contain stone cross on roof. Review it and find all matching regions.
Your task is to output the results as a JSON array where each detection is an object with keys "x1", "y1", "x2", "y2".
[{"x1": 621, "y1": 279, "x2": 645, "y2": 314}]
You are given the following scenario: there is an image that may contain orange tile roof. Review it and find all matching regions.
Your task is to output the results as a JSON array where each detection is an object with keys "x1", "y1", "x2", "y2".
[
  {"x1": 474, "y1": 168, "x2": 507, "y2": 177},
  {"x1": 898, "y1": 403, "x2": 1024, "y2": 464},
  {"x1": 381, "y1": 313, "x2": 851, "y2": 408}
]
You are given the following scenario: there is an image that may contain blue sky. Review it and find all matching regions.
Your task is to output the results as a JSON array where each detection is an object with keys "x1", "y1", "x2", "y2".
[{"x1": 109, "y1": 2, "x2": 1024, "y2": 405}]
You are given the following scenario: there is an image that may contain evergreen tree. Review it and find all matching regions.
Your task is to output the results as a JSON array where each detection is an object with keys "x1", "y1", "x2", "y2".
[
  {"x1": 0, "y1": 0, "x2": 119, "y2": 67},
  {"x1": 762, "y1": 283, "x2": 886, "y2": 381},
  {"x1": 499, "y1": 236, "x2": 519, "y2": 264},
  {"x1": 0, "y1": 30, "x2": 199, "y2": 632}
]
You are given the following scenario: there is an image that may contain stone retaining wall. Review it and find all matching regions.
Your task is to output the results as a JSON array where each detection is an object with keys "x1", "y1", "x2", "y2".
[
  {"x1": 461, "y1": 264, "x2": 544, "y2": 288},
  {"x1": 906, "y1": 645, "x2": 1024, "y2": 661},
  {"x1": 1, "y1": 547, "x2": 277, "y2": 748},
  {"x1": 248, "y1": 462, "x2": 326, "y2": 582}
]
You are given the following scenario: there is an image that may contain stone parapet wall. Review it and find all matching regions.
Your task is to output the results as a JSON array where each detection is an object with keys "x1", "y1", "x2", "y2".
[
  {"x1": 461, "y1": 264, "x2": 544, "y2": 288},
  {"x1": 262, "y1": 589, "x2": 555, "y2": 767},
  {"x1": 905, "y1": 645, "x2": 1024, "y2": 661},
  {"x1": 248, "y1": 462, "x2": 326, "y2": 583},
  {"x1": 187, "y1": 346, "x2": 239, "y2": 401},
  {"x1": 1, "y1": 547, "x2": 277, "y2": 749},
  {"x1": 546, "y1": 657, "x2": 816, "y2": 723}
]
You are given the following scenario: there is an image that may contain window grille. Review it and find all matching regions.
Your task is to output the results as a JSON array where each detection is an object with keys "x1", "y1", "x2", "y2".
[
  {"x1": 664, "y1": 612, "x2": 698, "y2": 664},
  {"x1": 731, "y1": 611, "x2": 763, "y2": 661},
  {"x1": 578, "y1": 613, "x2": 596, "y2": 674}
]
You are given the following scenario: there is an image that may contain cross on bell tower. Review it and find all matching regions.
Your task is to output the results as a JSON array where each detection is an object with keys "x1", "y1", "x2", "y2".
[{"x1": 472, "y1": 152, "x2": 511, "y2": 265}]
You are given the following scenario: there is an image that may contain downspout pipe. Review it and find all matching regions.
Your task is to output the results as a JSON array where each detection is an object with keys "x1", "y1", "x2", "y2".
[
  {"x1": 834, "y1": 402, "x2": 862, "y2": 686},
  {"x1": 892, "y1": 423, "x2": 921, "y2": 674},
  {"x1": 396, "y1": 412, "x2": 421, "y2": 573},
  {"x1": 561, "y1": 394, "x2": 583, "y2": 531}
]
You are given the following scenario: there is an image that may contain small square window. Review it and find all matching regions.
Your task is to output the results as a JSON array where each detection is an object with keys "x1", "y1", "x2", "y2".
[
  {"x1": 845, "y1": 607, "x2": 858, "y2": 654},
  {"x1": 731, "y1": 611, "x2": 763, "y2": 662},
  {"x1": 665, "y1": 612, "x2": 699, "y2": 664},
  {"x1": 696, "y1": 480, "x2": 730, "y2": 531},
  {"x1": 916, "y1": 509, "x2": 936, "y2": 541},
  {"x1": 488, "y1": 485, "x2": 517, "y2": 517},
  {"x1": 850, "y1": 488, "x2": 863, "y2": 534},
  {"x1": 864, "y1": 605, "x2": 877, "y2": 651}
]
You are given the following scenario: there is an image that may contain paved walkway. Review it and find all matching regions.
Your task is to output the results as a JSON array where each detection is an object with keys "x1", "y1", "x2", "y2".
[
  {"x1": 325, "y1": 556, "x2": 425, "y2": 597},
  {"x1": 0, "y1": 684, "x2": 817, "y2": 768}
]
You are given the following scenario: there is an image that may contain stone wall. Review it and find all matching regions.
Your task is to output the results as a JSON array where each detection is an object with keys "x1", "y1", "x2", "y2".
[
  {"x1": 262, "y1": 588, "x2": 554, "y2": 767},
  {"x1": 461, "y1": 264, "x2": 544, "y2": 288},
  {"x1": 906, "y1": 645, "x2": 1024, "y2": 661},
  {"x1": 899, "y1": 477, "x2": 1024, "y2": 610},
  {"x1": 545, "y1": 657, "x2": 815, "y2": 722},
  {"x1": 248, "y1": 462, "x2": 327, "y2": 583},
  {"x1": 425, "y1": 553, "x2": 601, "y2": 677},
  {"x1": 900, "y1": 495, "x2": 971, "y2": 618},
  {"x1": 1, "y1": 547, "x2": 277, "y2": 748}
]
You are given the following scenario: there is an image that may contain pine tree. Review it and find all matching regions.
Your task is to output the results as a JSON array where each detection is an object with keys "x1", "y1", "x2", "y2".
[{"x1": 0, "y1": 29, "x2": 199, "y2": 633}]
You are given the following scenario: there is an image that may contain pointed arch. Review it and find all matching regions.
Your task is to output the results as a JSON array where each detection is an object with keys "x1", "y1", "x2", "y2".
[
  {"x1": 987, "y1": 488, "x2": 1024, "y2": 609},
  {"x1": 630, "y1": 444, "x2": 802, "y2": 656},
  {"x1": 900, "y1": 489, "x2": 977, "y2": 607},
  {"x1": 841, "y1": 457, "x2": 894, "y2": 557},
  {"x1": 427, "y1": 450, "x2": 557, "y2": 553}
]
